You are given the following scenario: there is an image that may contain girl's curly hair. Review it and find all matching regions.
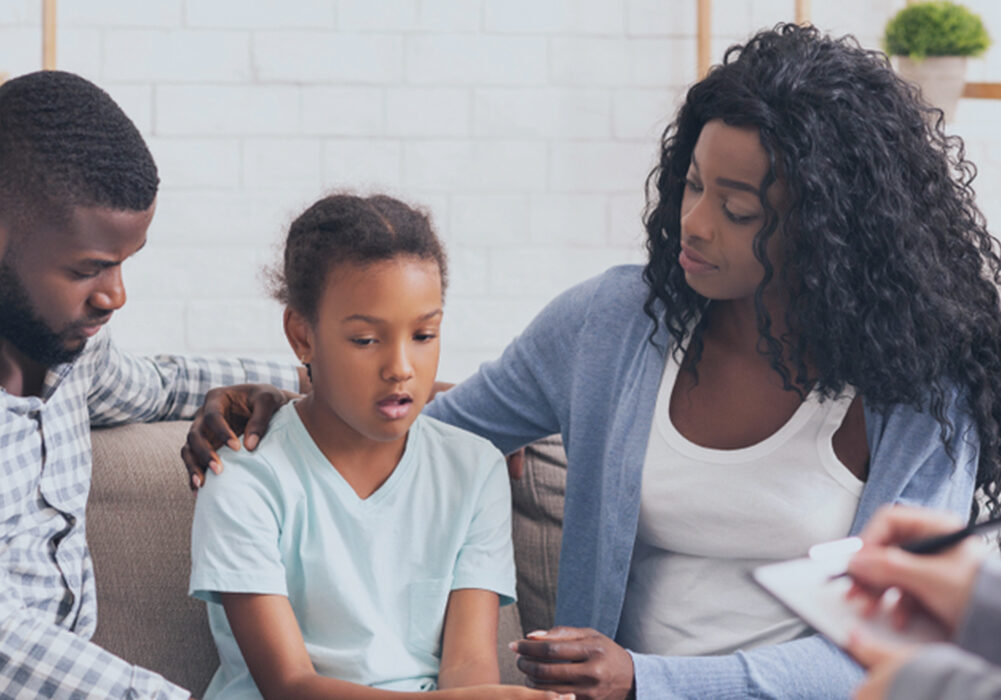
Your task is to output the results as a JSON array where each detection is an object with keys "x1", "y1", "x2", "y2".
[{"x1": 643, "y1": 23, "x2": 1001, "y2": 520}]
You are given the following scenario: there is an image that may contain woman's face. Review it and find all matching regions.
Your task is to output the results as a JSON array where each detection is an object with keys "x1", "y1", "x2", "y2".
[{"x1": 678, "y1": 119, "x2": 785, "y2": 302}]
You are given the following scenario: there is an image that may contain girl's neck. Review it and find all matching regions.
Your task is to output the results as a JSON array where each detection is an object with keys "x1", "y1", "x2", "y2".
[{"x1": 294, "y1": 396, "x2": 407, "y2": 500}]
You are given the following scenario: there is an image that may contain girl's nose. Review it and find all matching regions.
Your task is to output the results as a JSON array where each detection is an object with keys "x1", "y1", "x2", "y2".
[{"x1": 382, "y1": 344, "x2": 414, "y2": 383}]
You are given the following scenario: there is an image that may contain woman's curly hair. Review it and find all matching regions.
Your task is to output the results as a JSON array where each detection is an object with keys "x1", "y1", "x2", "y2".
[{"x1": 643, "y1": 23, "x2": 1001, "y2": 520}]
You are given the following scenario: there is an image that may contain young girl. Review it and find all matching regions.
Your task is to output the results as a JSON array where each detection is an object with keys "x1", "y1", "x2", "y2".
[{"x1": 189, "y1": 194, "x2": 572, "y2": 700}]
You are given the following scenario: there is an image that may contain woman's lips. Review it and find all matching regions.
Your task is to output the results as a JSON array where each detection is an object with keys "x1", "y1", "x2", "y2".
[
  {"x1": 376, "y1": 394, "x2": 413, "y2": 420},
  {"x1": 679, "y1": 246, "x2": 718, "y2": 274}
]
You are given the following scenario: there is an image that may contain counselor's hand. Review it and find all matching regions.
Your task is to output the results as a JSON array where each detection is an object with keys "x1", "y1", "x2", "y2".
[
  {"x1": 180, "y1": 383, "x2": 294, "y2": 489},
  {"x1": 845, "y1": 504, "x2": 987, "y2": 634},
  {"x1": 845, "y1": 630, "x2": 919, "y2": 700},
  {"x1": 510, "y1": 627, "x2": 635, "y2": 700}
]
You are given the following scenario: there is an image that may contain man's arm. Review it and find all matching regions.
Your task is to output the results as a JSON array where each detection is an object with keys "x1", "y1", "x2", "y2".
[
  {"x1": 0, "y1": 577, "x2": 189, "y2": 699},
  {"x1": 86, "y1": 329, "x2": 301, "y2": 427}
]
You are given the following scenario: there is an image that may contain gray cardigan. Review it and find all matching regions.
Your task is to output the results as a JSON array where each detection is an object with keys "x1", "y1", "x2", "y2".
[
  {"x1": 890, "y1": 557, "x2": 1001, "y2": 700},
  {"x1": 427, "y1": 265, "x2": 978, "y2": 699}
]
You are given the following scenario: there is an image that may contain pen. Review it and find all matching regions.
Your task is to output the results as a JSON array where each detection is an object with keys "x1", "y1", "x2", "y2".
[
  {"x1": 895, "y1": 514, "x2": 1001, "y2": 554},
  {"x1": 828, "y1": 514, "x2": 1001, "y2": 581}
]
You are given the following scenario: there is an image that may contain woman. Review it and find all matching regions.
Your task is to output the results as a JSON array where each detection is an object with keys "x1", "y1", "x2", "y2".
[{"x1": 185, "y1": 24, "x2": 1001, "y2": 699}]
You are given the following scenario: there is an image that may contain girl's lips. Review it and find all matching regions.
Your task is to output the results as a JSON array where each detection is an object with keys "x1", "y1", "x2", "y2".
[
  {"x1": 679, "y1": 247, "x2": 718, "y2": 274},
  {"x1": 376, "y1": 395, "x2": 413, "y2": 420}
]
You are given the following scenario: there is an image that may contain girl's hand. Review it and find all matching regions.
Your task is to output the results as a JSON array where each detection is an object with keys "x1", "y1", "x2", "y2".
[
  {"x1": 510, "y1": 627, "x2": 635, "y2": 700},
  {"x1": 846, "y1": 630, "x2": 919, "y2": 700},
  {"x1": 845, "y1": 505, "x2": 986, "y2": 634}
]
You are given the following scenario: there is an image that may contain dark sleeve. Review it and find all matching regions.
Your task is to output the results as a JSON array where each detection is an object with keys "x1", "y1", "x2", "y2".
[{"x1": 889, "y1": 645, "x2": 1001, "y2": 700}]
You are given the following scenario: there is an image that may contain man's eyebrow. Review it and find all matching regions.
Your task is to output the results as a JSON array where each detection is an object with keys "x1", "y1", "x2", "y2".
[
  {"x1": 78, "y1": 239, "x2": 148, "y2": 268},
  {"x1": 343, "y1": 309, "x2": 443, "y2": 324}
]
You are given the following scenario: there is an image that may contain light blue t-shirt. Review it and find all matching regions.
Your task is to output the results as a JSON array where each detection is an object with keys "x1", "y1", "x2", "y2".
[{"x1": 189, "y1": 403, "x2": 516, "y2": 699}]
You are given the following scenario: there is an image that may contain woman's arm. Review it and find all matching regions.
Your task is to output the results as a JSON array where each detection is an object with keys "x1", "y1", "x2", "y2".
[
  {"x1": 437, "y1": 589, "x2": 501, "y2": 688},
  {"x1": 222, "y1": 593, "x2": 571, "y2": 700}
]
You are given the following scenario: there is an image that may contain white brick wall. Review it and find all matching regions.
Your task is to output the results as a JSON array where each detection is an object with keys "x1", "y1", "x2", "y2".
[{"x1": 2, "y1": 0, "x2": 1000, "y2": 381}]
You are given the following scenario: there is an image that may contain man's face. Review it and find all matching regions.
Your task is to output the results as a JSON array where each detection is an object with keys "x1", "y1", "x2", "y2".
[{"x1": 0, "y1": 203, "x2": 155, "y2": 367}]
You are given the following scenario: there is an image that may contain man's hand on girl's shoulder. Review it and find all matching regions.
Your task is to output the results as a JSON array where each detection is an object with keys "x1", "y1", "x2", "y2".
[{"x1": 181, "y1": 383, "x2": 294, "y2": 489}]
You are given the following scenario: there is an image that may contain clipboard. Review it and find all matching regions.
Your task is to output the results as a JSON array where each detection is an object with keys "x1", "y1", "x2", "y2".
[{"x1": 752, "y1": 537, "x2": 949, "y2": 648}]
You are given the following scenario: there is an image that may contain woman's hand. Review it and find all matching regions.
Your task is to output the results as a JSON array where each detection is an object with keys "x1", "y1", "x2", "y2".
[
  {"x1": 845, "y1": 505, "x2": 986, "y2": 634},
  {"x1": 510, "y1": 627, "x2": 635, "y2": 700},
  {"x1": 180, "y1": 383, "x2": 293, "y2": 489},
  {"x1": 846, "y1": 630, "x2": 919, "y2": 700}
]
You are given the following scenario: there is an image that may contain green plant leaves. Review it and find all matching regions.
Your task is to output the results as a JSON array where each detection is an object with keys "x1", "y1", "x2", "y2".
[{"x1": 884, "y1": 1, "x2": 991, "y2": 60}]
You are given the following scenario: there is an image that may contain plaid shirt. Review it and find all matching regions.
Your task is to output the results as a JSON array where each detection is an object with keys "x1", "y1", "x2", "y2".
[{"x1": 0, "y1": 329, "x2": 299, "y2": 699}]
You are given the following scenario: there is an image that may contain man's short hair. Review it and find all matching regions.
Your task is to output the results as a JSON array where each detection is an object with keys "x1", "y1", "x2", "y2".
[{"x1": 0, "y1": 70, "x2": 158, "y2": 230}]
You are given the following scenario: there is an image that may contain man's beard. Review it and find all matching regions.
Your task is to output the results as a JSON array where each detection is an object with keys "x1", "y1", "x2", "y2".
[{"x1": 0, "y1": 259, "x2": 88, "y2": 367}]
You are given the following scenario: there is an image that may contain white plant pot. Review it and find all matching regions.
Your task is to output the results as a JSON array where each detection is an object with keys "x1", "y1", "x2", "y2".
[{"x1": 895, "y1": 56, "x2": 967, "y2": 122}]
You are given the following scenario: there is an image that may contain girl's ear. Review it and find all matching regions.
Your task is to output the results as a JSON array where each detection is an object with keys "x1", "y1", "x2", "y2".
[{"x1": 284, "y1": 307, "x2": 314, "y2": 365}]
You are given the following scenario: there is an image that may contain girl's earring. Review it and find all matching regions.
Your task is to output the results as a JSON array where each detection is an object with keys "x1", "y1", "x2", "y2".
[{"x1": 302, "y1": 359, "x2": 312, "y2": 383}]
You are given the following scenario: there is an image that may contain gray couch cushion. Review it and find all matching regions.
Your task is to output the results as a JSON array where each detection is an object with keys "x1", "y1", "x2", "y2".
[
  {"x1": 89, "y1": 421, "x2": 218, "y2": 696},
  {"x1": 511, "y1": 436, "x2": 566, "y2": 634}
]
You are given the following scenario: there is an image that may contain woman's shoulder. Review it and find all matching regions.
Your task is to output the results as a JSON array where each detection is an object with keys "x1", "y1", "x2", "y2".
[
  {"x1": 565, "y1": 264, "x2": 649, "y2": 310},
  {"x1": 865, "y1": 382, "x2": 974, "y2": 441},
  {"x1": 533, "y1": 263, "x2": 654, "y2": 334}
]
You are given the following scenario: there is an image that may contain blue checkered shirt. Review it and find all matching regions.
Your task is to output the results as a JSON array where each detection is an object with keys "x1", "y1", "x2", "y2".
[{"x1": 0, "y1": 329, "x2": 299, "y2": 699}]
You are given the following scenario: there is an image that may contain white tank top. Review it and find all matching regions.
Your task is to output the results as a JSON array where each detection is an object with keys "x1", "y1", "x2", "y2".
[{"x1": 617, "y1": 351, "x2": 863, "y2": 657}]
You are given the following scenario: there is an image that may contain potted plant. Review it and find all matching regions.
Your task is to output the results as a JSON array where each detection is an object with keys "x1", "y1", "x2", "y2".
[{"x1": 884, "y1": 1, "x2": 991, "y2": 121}]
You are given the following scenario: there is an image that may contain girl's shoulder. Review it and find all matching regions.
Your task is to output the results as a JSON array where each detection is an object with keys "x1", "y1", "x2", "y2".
[
  {"x1": 212, "y1": 403, "x2": 302, "y2": 491},
  {"x1": 412, "y1": 414, "x2": 507, "y2": 481}
]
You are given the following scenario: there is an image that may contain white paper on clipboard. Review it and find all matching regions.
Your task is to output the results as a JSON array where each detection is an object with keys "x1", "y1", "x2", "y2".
[{"x1": 752, "y1": 537, "x2": 949, "y2": 648}]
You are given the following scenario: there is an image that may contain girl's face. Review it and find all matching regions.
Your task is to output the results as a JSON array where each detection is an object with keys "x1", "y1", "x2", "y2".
[
  {"x1": 678, "y1": 119, "x2": 785, "y2": 302},
  {"x1": 289, "y1": 256, "x2": 442, "y2": 450}
]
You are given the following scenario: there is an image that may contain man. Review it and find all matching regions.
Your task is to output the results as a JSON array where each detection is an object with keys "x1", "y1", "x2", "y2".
[{"x1": 0, "y1": 71, "x2": 304, "y2": 698}]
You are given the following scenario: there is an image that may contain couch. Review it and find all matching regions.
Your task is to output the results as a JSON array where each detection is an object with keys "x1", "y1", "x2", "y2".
[{"x1": 88, "y1": 421, "x2": 568, "y2": 696}]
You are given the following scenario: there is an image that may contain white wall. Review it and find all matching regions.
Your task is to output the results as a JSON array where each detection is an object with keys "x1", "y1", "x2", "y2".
[{"x1": 2, "y1": 0, "x2": 1000, "y2": 380}]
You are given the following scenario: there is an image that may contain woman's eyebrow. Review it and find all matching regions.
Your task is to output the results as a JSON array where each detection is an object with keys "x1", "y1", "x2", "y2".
[
  {"x1": 691, "y1": 153, "x2": 759, "y2": 194},
  {"x1": 715, "y1": 177, "x2": 759, "y2": 194}
]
